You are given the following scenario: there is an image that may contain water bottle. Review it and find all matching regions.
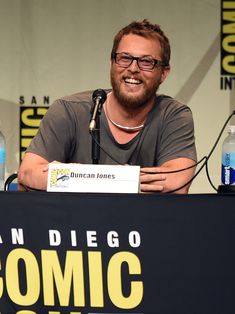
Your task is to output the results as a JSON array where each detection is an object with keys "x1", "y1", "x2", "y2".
[
  {"x1": 221, "y1": 125, "x2": 235, "y2": 185},
  {"x1": 0, "y1": 130, "x2": 6, "y2": 190}
]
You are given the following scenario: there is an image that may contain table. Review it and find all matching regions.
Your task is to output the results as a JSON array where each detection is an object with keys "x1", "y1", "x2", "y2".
[{"x1": 0, "y1": 191, "x2": 234, "y2": 313}]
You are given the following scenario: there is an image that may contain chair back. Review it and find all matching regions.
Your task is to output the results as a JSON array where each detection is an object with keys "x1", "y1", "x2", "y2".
[{"x1": 4, "y1": 173, "x2": 18, "y2": 191}]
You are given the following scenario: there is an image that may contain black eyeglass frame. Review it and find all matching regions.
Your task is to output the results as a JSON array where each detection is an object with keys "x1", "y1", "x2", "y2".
[{"x1": 111, "y1": 52, "x2": 167, "y2": 70}]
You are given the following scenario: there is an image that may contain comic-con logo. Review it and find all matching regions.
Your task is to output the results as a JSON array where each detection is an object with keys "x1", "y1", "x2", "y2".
[
  {"x1": 19, "y1": 96, "x2": 49, "y2": 161},
  {"x1": 221, "y1": 0, "x2": 235, "y2": 89},
  {"x1": 50, "y1": 168, "x2": 71, "y2": 187}
]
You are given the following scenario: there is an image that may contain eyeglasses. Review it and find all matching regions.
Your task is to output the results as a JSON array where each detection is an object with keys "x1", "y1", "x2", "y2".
[{"x1": 112, "y1": 52, "x2": 166, "y2": 71}]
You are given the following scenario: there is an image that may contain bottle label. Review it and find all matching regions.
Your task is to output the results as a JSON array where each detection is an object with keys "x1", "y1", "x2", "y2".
[
  {"x1": 222, "y1": 152, "x2": 235, "y2": 185},
  {"x1": 0, "y1": 147, "x2": 6, "y2": 164}
]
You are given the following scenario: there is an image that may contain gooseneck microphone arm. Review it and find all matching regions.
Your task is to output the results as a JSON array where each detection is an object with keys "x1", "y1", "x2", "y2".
[{"x1": 89, "y1": 89, "x2": 107, "y2": 164}]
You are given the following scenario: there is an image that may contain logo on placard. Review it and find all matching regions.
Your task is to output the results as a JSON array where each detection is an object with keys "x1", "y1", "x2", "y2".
[{"x1": 50, "y1": 168, "x2": 71, "y2": 187}]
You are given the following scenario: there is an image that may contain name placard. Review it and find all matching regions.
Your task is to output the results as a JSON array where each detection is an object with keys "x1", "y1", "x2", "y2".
[{"x1": 47, "y1": 163, "x2": 140, "y2": 193}]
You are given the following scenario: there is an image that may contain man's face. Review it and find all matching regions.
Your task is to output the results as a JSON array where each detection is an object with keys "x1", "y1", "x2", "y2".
[{"x1": 110, "y1": 33, "x2": 169, "y2": 110}]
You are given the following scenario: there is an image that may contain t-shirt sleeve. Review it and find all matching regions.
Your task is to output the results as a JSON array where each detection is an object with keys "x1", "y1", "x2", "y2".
[
  {"x1": 156, "y1": 102, "x2": 197, "y2": 165},
  {"x1": 27, "y1": 99, "x2": 76, "y2": 162}
]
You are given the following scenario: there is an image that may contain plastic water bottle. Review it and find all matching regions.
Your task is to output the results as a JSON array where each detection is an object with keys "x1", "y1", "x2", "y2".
[
  {"x1": 0, "y1": 130, "x2": 6, "y2": 190},
  {"x1": 221, "y1": 125, "x2": 235, "y2": 185}
]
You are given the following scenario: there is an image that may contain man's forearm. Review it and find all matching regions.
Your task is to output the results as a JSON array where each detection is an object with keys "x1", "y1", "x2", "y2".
[{"x1": 18, "y1": 167, "x2": 48, "y2": 191}]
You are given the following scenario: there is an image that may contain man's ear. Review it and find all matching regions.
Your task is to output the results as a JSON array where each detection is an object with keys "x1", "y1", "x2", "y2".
[{"x1": 160, "y1": 66, "x2": 171, "y2": 83}]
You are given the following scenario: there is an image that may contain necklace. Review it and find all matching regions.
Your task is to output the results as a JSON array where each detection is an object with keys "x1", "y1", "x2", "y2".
[{"x1": 105, "y1": 102, "x2": 145, "y2": 132}]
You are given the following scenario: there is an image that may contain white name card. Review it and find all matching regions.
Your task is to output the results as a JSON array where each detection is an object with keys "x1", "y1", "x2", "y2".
[{"x1": 47, "y1": 163, "x2": 140, "y2": 193}]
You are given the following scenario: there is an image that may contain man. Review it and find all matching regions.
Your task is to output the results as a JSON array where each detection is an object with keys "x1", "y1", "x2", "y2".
[{"x1": 18, "y1": 19, "x2": 197, "y2": 193}]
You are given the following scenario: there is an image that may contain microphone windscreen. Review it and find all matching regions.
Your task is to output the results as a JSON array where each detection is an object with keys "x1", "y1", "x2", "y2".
[{"x1": 92, "y1": 89, "x2": 107, "y2": 105}]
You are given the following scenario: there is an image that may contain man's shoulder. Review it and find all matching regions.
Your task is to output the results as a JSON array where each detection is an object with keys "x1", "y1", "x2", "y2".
[
  {"x1": 59, "y1": 89, "x2": 111, "y2": 104},
  {"x1": 156, "y1": 94, "x2": 191, "y2": 112},
  {"x1": 157, "y1": 94, "x2": 185, "y2": 106},
  {"x1": 60, "y1": 90, "x2": 94, "y2": 104}
]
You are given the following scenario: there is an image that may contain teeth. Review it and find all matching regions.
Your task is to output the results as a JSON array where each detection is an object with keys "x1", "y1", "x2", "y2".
[{"x1": 125, "y1": 78, "x2": 141, "y2": 84}]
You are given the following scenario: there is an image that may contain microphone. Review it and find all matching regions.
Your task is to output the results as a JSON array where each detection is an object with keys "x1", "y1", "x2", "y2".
[{"x1": 89, "y1": 89, "x2": 107, "y2": 132}]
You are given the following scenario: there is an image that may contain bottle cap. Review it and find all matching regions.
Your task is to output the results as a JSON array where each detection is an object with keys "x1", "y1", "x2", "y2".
[{"x1": 228, "y1": 125, "x2": 235, "y2": 134}]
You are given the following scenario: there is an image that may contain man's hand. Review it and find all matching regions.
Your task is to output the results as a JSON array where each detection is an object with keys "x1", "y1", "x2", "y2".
[
  {"x1": 18, "y1": 152, "x2": 50, "y2": 191},
  {"x1": 140, "y1": 168, "x2": 166, "y2": 192},
  {"x1": 140, "y1": 158, "x2": 196, "y2": 194}
]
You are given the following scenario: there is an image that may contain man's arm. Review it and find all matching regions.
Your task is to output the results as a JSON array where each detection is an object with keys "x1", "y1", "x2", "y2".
[
  {"x1": 140, "y1": 157, "x2": 196, "y2": 194},
  {"x1": 17, "y1": 152, "x2": 49, "y2": 191}
]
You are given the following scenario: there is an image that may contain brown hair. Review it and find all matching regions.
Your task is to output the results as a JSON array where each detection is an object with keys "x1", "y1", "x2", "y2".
[{"x1": 111, "y1": 19, "x2": 171, "y2": 66}]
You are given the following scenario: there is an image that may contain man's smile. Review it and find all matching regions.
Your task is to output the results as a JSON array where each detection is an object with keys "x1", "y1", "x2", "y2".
[{"x1": 124, "y1": 77, "x2": 142, "y2": 85}]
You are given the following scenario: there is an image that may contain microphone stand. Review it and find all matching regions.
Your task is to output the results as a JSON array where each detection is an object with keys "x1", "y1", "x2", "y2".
[
  {"x1": 89, "y1": 101, "x2": 102, "y2": 164},
  {"x1": 90, "y1": 116, "x2": 101, "y2": 164}
]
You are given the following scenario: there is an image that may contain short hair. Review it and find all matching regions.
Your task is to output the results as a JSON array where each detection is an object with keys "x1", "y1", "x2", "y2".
[{"x1": 111, "y1": 19, "x2": 171, "y2": 66}]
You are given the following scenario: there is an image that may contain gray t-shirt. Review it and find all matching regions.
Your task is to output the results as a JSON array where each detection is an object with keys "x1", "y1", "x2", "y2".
[{"x1": 27, "y1": 90, "x2": 197, "y2": 166}]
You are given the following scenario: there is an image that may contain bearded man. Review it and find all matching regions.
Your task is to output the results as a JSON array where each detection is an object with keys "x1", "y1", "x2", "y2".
[{"x1": 18, "y1": 19, "x2": 197, "y2": 193}]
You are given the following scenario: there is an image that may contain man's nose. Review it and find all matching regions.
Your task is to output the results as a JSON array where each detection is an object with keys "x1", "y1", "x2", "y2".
[{"x1": 128, "y1": 59, "x2": 140, "y2": 71}]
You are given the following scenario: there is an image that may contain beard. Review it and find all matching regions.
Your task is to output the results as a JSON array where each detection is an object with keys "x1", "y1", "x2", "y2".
[{"x1": 110, "y1": 67, "x2": 161, "y2": 111}]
